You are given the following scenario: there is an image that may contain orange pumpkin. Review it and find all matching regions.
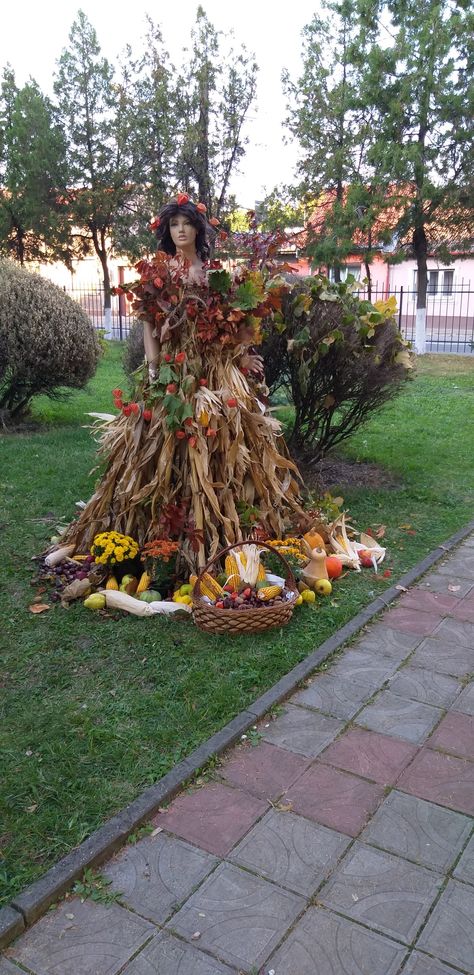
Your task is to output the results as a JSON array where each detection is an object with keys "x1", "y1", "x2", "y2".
[
  {"x1": 303, "y1": 530, "x2": 325, "y2": 550},
  {"x1": 325, "y1": 555, "x2": 343, "y2": 579}
]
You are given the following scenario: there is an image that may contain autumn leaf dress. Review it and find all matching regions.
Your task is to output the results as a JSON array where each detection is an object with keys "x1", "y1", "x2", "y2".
[{"x1": 60, "y1": 252, "x2": 304, "y2": 569}]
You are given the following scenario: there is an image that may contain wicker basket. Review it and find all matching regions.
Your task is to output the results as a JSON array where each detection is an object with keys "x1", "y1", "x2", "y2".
[{"x1": 193, "y1": 541, "x2": 299, "y2": 635}]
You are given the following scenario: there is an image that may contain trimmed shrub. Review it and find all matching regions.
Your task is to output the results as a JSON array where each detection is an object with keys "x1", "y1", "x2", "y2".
[
  {"x1": 0, "y1": 259, "x2": 100, "y2": 418},
  {"x1": 262, "y1": 276, "x2": 412, "y2": 461},
  {"x1": 123, "y1": 319, "x2": 144, "y2": 381}
]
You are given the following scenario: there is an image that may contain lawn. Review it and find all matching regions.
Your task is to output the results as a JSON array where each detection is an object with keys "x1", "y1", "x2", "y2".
[{"x1": 1, "y1": 346, "x2": 473, "y2": 905}]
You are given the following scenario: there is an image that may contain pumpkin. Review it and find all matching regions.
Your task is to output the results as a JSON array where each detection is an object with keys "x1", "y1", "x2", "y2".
[
  {"x1": 325, "y1": 555, "x2": 343, "y2": 579},
  {"x1": 303, "y1": 530, "x2": 326, "y2": 550}
]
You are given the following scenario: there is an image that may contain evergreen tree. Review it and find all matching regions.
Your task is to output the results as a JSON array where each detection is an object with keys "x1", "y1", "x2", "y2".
[
  {"x1": 362, "y1": 0, "x2": 474, "y2": 350},
  {"x1": 175, "y1": 7, "x2": 257, "y2": 217},
  {"x1": 54, "y1": 10, "x2": 144, "y2": 331},
  {"x1": 0, "y1": 67, "x2": 71, "y2": 265},
  {"x1": 283, "y1": 0, "x2": 381, "y2": 284}
]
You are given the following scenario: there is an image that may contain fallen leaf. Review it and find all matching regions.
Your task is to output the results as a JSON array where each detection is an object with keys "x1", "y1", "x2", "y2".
[
  {"x1": 399, "y1": 523, "x2": 412, "y2": 530},
  {"x1": 276, "y1": 801, "x2": 293, "y2": 812},
  {"x1": 29, "y1": 603, "x2": 51, "y2": 614},
  {"x1": 395, "y1": 585, "x2": 408, "y2": 592},
  {"x1": 65, "y1": 913, "x2": 75, "y2": 920},
  {"x1": 26, "y1": 804, "x2": 38, "y2": 813},
  {"x1": 382, "y1": 570, "x2": 392, "y2": 578},
  {"x1": 448, "y1": 585, "x2": 461, "y2": 592},
  {"x1": 323, "y1": 394, "x2": 336, "y2": 409},
  {"x1": 151, "y1": 827, "x2": 163, "y2": 837},
  {"x1": 191, "y1": 931, "x2": 201, "y2": 940},
  {"x1": 374, "y1": 525, "x2": 386, "y2": 539}
]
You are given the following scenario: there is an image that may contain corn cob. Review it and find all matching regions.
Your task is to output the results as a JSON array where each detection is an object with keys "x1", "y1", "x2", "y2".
[
  {"x1": 226, "y1": 572, "x2": 241, "y2": 592},
  {"x1": 106, "y1": 575, "x2": 119, "y2": 590},
  {"x1": 257, "y1": 561, "x2": 267, "y2": 582},
  {"x1": 189, "y1": 574, "x2": 198, "y2": 590},
  {"x1": 199, "y1": 572, "x2": 224, "y2": 599},
  {"x1": 136, "y1": 570, "x2": 152, "y2": 594},
  {"x1": 257, "y1": 585, "x2": 282, "y2": 602},
  {"x1": 225, "y1": 554, "x2": 241, "y2": 579}
]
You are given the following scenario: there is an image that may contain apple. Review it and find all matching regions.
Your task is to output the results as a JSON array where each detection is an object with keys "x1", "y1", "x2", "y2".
[{"x1": 315, "y1": 578, "x2": 332, "y2": 596}]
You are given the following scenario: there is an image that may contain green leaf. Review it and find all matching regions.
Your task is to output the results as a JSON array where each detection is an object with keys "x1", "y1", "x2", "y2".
[
  {"x1": 208, "y1": 269, "x2": 232, "y2": 294},
  {"x1": 158, "y1": 364, "x2": 178, "y2": 385},
  {"x1": 231, "y1": 280, "x2": 262, "y2": 310}
]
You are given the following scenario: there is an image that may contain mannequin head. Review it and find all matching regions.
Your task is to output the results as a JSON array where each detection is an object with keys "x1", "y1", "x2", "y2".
[{"x1": 155, "y1": 200, "x2": 211, "y2": 261}]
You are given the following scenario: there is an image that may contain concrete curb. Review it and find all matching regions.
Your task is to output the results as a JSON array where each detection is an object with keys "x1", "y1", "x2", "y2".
[{"x1": 3, "y1": 518, "x2": 474, "y2": 947}]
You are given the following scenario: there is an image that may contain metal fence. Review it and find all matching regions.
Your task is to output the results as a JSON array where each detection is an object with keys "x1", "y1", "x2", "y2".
[{"x1": 64, "y1": 282, "x2": 474, "y2": 354}]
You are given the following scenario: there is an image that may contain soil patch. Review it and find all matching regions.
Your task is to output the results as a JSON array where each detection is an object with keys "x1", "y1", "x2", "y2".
[{"x1": 298, "y1": 455, "x2": 401, "y2": 493}]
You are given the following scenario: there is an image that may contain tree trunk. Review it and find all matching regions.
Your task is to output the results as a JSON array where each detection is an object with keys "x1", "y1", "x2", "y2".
[
  {"x1": 364, "y1": 257, "x2": 372, "y2": 301},
  {"x1": 413, "y1": 223, "x2": 428, "y2": 355}
]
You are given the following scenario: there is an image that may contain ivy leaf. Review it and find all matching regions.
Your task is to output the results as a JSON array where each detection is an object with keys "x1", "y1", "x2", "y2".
[
  {"x1": 208, "y1": 269, "x2": 232, "y2": 294},
  {"x1": 158, "y1": 364, "x2": 178, "y2": 385},
  {"x1": 231, "y1": 279, "x2": 262, "y2": 310}
]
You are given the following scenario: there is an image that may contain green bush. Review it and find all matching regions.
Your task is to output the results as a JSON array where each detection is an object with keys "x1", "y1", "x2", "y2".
[
  {"x1": 0, "y1": 259, "x2": 100, "y2": 419},
  {"x1": 123, "y1": 319, "x2": 144, "y2": 381},
  {"x1": 263, "y1": 275, "x2": 412, "y2": 461}
]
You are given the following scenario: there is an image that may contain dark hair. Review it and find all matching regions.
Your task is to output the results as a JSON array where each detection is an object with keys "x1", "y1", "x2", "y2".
[{"x1": 155, "y1": 201, "x2": 211, "y2": 260}]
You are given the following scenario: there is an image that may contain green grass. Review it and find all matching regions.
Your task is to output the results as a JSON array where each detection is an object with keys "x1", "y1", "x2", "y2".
[{"x1": 1, "y1": 349, "x2": 473, "y2": 905}]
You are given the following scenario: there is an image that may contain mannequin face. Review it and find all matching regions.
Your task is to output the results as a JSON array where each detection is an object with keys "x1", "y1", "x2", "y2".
[{"x1": 169, "y1": 213, "x2": 198, "y2": 255}]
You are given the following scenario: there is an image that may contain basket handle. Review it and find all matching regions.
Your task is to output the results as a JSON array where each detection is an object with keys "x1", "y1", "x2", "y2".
[{"x1": 194, "y1": 540, "x2": 298, "y2": 599}]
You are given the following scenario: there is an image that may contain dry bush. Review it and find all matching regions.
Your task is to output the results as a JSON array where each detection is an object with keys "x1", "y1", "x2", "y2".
[{"x1": 0, "y1": 259, "x2": 100, "y2": 418}]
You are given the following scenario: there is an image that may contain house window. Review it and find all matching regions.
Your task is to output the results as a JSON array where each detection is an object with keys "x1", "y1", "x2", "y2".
[
  {"x1": 413, "y1": 270, "x2": 455, "y2": 295},
  {"x1": 329, "y1": 264, "x2": 362, "y2": 283}
]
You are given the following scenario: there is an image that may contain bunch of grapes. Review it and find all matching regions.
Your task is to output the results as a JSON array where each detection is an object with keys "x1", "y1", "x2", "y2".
[{"x1": 39, "y1": 555, "x2": 95, "y2": 602}]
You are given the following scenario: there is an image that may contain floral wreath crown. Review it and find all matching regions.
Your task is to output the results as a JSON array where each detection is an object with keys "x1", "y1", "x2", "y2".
[{"x1": 149, "y1": 193, "x2": 220, "y2": 232}]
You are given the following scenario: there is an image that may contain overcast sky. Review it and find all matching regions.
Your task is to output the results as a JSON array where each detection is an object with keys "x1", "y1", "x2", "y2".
[{"x1": 1, "y1": 0, "x2": 322, "y2": 206}]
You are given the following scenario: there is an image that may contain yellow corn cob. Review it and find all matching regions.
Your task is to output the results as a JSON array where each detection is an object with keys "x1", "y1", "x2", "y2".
[
  {"x1": 106, "y1": 575, "x2": 119, "y2": 590},
  {"x1": 226, "y1": 572, "x2": 241, "y2": 592},
  {"x1": 136, "y1": 570, "x2": 152, "y2": 594},
  {"x1": 225, "y1": 554, "x2": 241, "y2": 578},
  {"x1": 257, "y1": 585, "x2": 282, "y2": 602},
  {"x1": 199, "y1": 572, "x2": 224, "y2": 599},
  {"x1": 239, "y1": 551, "x2": 247, "y2": 567},
  {"x1": 257, "y1": 562, "x2": 267, "y2": 582},
  {"x1": 189, "y1": 574, "x2": 198, "y2": 590},
  {"x1": 199, "y1": 410, "x2": 210, "y2": 426}
]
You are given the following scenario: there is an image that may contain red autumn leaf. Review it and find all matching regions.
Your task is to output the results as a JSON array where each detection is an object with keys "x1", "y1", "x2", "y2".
[
  {"x1": 29, "y1": 603, "x2": 51, "y2": 614},
  {"x1": 383, "y1": 569, "x2": 392, "y2": 578}
]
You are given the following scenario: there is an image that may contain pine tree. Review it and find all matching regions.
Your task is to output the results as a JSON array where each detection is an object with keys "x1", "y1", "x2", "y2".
[
  {"x1": 175, "y1": 7, "x2": 257, "y2": 217},
  {"x1": 361, "y1": 0, "x2": 474, "y2": 350},
  {"x1": 0, "y1": 67, "x2": 71, "y2": 265},
  {"x1": 54, "y1": 11, "x2": 144, "y2": 331}
]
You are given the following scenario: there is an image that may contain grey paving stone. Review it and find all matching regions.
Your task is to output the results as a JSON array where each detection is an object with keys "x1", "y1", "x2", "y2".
[
  {"x1": 387, "y1": 666, "x2": 461, "y2": 708},
  {"x1": 121, "y1": 930, "x2": 235, "y2": 975},
  {"x1": 432, "y1": 617, "x2": 474, "y2": 649},
  {"x1": 292, "y1": 673, "x2": 375, "y2": 720},
  {"x1": 102, "y1": 832, "x2": 217, "y2": 923},
  {"x1": 319, "y1": 842, "x2": 442, "y2": 944},
  {"x1": 453, "y1": 834, "x2": 474, "y2": 886},
  {"x1": 8, "y1": 896, "x2": 154, "y2": 975},
  {"x1": 327, "y1": 649, "x2": 399, "y2": 687},
  {"x1": 354, "y1": 625, "x2": 422, "y2": 660},
  {"x1": 260, "y1": 703, "x2": 343, "y2": 758},
  {"x1": 230, "y1": 809, "x2": 351, "y2": 896},
  {"x1": 452, "y1": 682, "x2": 474, "y2": 716},
  {"x1": 167, "y1": 861, "x2": 305, "y2": 971},
  {"x1": 0, "y1": 908, "x2": 23, "y2": 951},
  {"x1": 356, "y1": 690, "x2": 443, "y2": 744},
  {"x1": 410, "y1": 639, "x2": 474, "y2": 678},
  {"x1": 0, "y1": 960, "x2": 25, "y2": 975},
  {"x1": 437, "y1": 552, "x2": 474, "y2": 580},
  {"x1": 417, "y1": 879, "x2": 474, "y2": 973},
  {"x1": 266, "y1": 905, "x2": 407, "y2": 975},
  {"x1": 360, "y1": 790, "x2": 472, "y2": 871},
  {"x1": 419, "y1": 573, "x2": 473, "y2": 598},
  {"x1": 401, "y1": 952, "x2": 464, "y2": 974}
]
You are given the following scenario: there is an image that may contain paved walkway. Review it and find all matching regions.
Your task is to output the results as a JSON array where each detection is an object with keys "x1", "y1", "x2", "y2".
[{"x1": 3, "y1": 537, "x2": 474, "y2": 975}]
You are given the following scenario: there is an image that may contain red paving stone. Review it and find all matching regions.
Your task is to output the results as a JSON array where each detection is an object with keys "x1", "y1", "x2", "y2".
[
  {"x1": 219, "y1": 741, "x2": 310, "y2": 800},
  {"x1": 319, "y1": 728, "x2": 418, "y2": 785},
  {"x1": 451, "y1": 600, "x2": 474, "y2": 623},
  {"x1": 397, "y1": 748, "x2": 474, "y2": 815},
  {"x1": 286, "y1": 763, "x2": 384, "y2": 836},
  {"x1": 384, "y1": 607, "x2": 444, "y2": 636},
  {"x1": 427, "y1": 711, "x2": 474, "y2": 762},
  {"x1": 398, "y1": 589, "x2": 461, "y2": 614},
  {"x1": 153, "y1": 782, "x2": 267, "y2": 856}
]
